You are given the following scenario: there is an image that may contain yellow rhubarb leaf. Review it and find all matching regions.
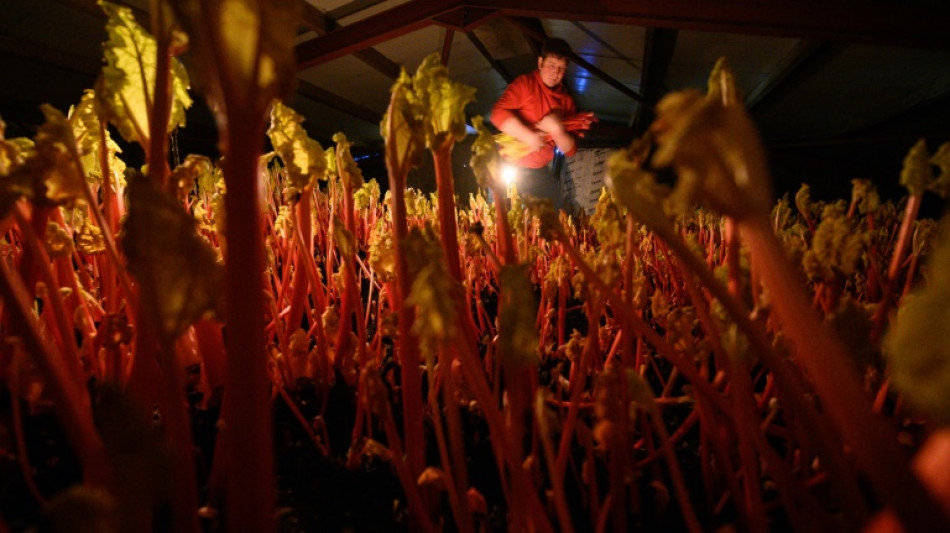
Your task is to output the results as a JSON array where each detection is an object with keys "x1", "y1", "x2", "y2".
[
  {"x1": 333, "y1": 132, "x2": 363, "y2": 190},
  {"x1": 120, "y1": 172, "x2": 225, "y2": 342},
  {"x1": 381, "y1": 69, "x2": 425, "y2": 177},
  {"x1": 97, "y1": 1, "x2": 192, "y2": 147},
  {"x1": 885, "y1": 221, "x2": 950, "y2": 423},
  {"x1": 267, "y1": 101, "x2": 327, "y2": 194},
  {"x1": 6, "y1": 105, "x2": 87, "y2": 210},
  {"x1": 404, "y1": 226, "x2": 457, "y2": 349},
  {"x1": 411, "y1": 54, "x2": 476, "y2": 150},
  {"x1": 802, "y1": 205, "x2": 868, "y2": 282},
  {"x1": 930, "y1": 141, "x2": 950, "y2": 198},
  {"x1": 469, "y1": 116, "x2": 502, "y2": 190},
  {"x1": 69, "y1": 89, "x2": 127, "y2": 191}
]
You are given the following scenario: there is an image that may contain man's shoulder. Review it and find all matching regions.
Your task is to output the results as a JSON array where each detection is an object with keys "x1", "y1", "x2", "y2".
[{"x1": 511, "y1": 71, "x2": 538, "y2": 87}]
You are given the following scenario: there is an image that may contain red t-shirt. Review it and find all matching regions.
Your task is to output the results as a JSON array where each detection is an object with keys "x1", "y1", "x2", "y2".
[{"x1": 490, "y1": 70, "x2": 577, "y2": 168}]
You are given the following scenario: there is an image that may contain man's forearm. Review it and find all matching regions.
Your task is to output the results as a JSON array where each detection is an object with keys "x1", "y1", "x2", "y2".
[
  {"x1": 497, "y1": 117, "x2": 544, "y2": 150},
  {"x1": 536, "y1": 114, "x2": 575, "y2": 155}
]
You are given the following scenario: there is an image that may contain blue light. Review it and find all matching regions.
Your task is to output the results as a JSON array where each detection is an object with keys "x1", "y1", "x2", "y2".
[{"x1": 576, "y1": 76, "x2": 589, "y2": 94}]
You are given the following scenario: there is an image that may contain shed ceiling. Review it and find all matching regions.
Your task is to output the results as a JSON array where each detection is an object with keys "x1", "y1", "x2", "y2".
[{"x1": 3, "y1": 0, "x2": 950, "y2": 198}]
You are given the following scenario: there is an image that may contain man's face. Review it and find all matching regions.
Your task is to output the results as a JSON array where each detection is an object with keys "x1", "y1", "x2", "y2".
[{"x1": 538, "y1": 55, "x2": 568, "y2": 88}]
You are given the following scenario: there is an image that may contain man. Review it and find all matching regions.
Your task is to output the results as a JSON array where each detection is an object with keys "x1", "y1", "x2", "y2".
[{"x1": 490, "y1": 38, "x2": 594, "y2": 205}]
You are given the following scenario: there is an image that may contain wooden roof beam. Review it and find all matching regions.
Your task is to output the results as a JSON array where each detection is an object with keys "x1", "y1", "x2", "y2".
[
  {"x1": 466, "y1": 30, "x2": 513, "y2": 84},
  {"x1": 634, "y1": 27, "x2": 677, "y2": 130},
  {"x1": 431, "y1": 7, "x2": 498, "y2": 32},
  {"x1": 441, "y1": 29, "x2": 454, "y2": 65},
  {"x1": 296, "y1": 0, "x2": 462, "y2": 69},
  {"x1": 295, "y1": 0, "x2": 950, "y2": 72},
  {"x1": 466, "y1": 0, "x2": 950, "y2": 50},
  {"x1": 297, "y1": 0, "x2": 401, "y2": 79}
]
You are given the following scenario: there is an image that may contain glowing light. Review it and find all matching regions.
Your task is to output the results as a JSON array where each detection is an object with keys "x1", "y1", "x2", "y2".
[
  {"x1": 576, "y1": 75, "x2": 589, "y2": 94},
  {"x1": 500, "y1": 163, "x2": 518, "y2": 186}
]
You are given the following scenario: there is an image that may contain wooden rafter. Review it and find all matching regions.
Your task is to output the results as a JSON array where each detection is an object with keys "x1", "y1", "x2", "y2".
[
  {"x1": 634, "y1": 27, "x2": 677, "y2": 130},
  {"x1": 441, "y1": 28, "x2": 454, "y2": 65},
  {"x1": 431, "y1": 7, "x2": 498, "y2": 32},
  {"x1": 296, "y1": 0, "x2": 459, "y2": 69},
  {"x1": 295, "y1": 0, "x2": 950, "y2": 71},
  {"x1": 466, "y1": 30, "x2": 512, "y2": 84},
  {"x1": 297, "y1": 0, "x2": 400, "y2": 79},
  {"x1": 326, "y1": 0, "x2": 387, "y2": 21}
]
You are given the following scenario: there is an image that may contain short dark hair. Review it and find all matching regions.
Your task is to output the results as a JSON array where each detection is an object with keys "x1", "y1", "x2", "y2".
[{"x1": 540, "y1": 38, "x2": 572, "y2": 61}]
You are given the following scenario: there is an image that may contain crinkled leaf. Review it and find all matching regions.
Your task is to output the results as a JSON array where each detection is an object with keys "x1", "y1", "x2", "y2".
[
  {"x1": 45, "y1": 220, "x2": 74, "y2": 259},
  {"x1": 404, "y1": 227, "x2": 456, "y2": 346},
  {"x1": 606, "y1": 147, "x2": 671, "y2": 231},
  {"x1": 900, "y1": 139, "x2": 933, "y2": 197},
  {"x1": 36, "y1": 105, "x2": 87, "y2": 206},
  {"x1": 382, "y1": 69, "x2": 425, "y2": 178},
  {"x1": 884, "y1": 221, "x2": 950, "y2": 423},
  {"x1": 353, "y1": 179, "x2": 380, "y2": 211},
  {"x1": 97, "y1": 1, "x2": 192, "y2": 146},
  {"x1": 525, "y1": 196, "x2": 562, "y2": 242},
  {"x1": 650, "y1": 87, "x2": 771, "y2": 219},
  {"x1": 333, "y1": 132, "x2": 363, "y2": 190},
  {"x1": 411, "y1": 54, "x2": 476, "y2": 149},
  {"x1": 929, "y1": 141, "x2": 950, "y2": 198},
  {"x1": 795, "y1": 184, "x2": 813, "y2": 221},
  {"x1": 324, "y1": 146, "x2": 337, "y2": 178},
  {"x1": 469, "y1": 116, "x2": 501, "y2": 189},
  {"x1": 498, "y1": 264, "x2": 538, "y2": 367},
  {"x1": 802, "y1": 205, "x2": 867, "y2": 282},
  {"x1": 69, "y1": 89, "x2": 127, "y2": 191},
  {"x1": 7, "y1": 105, "x2": 87, "y2": 210},
  {"x1": 331, "y1": 214, "x2": 356, "y2": 257},
  {"x1": 76, "y1": 218, "x2": 106, "y2": 254},
  {"x1": 1, "y1": 119, "x2": 32, "y2": 215},
  {"x1": 0, "y1": 117, "x2": 14, "y2": 173},
  {"x1": 368, "y1": 220, "x2": 395, "y2": 283},
  {"x1": 850, "y1": 179, "x2": 880, "y2": 216},
  {"x1": 267, "y1": 101, "x2": 326, "y2": 193},
  {"x1": 589, "y1": 194, "x2": 625, "y2": 251},
  {"x1": 170, "y1": 154, "x2": 213, "y2": 198},
  {"x1": 121, "y1": 172, "x2": 225, "y2": 342}
]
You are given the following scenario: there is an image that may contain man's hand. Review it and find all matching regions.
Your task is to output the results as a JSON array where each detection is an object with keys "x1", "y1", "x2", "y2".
[
  {"x1": 536, "y1": 112, "x2": 575, "y2": 155},
  {"x1": 498, "y1": 117, "x2": 546, "y2": 152},
  {"x1": 524, "y1": 130, "x2": 547, "y2": 152},
  {"x1": 535, "y1": 113, "x2": 566, "y2": 136}
]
